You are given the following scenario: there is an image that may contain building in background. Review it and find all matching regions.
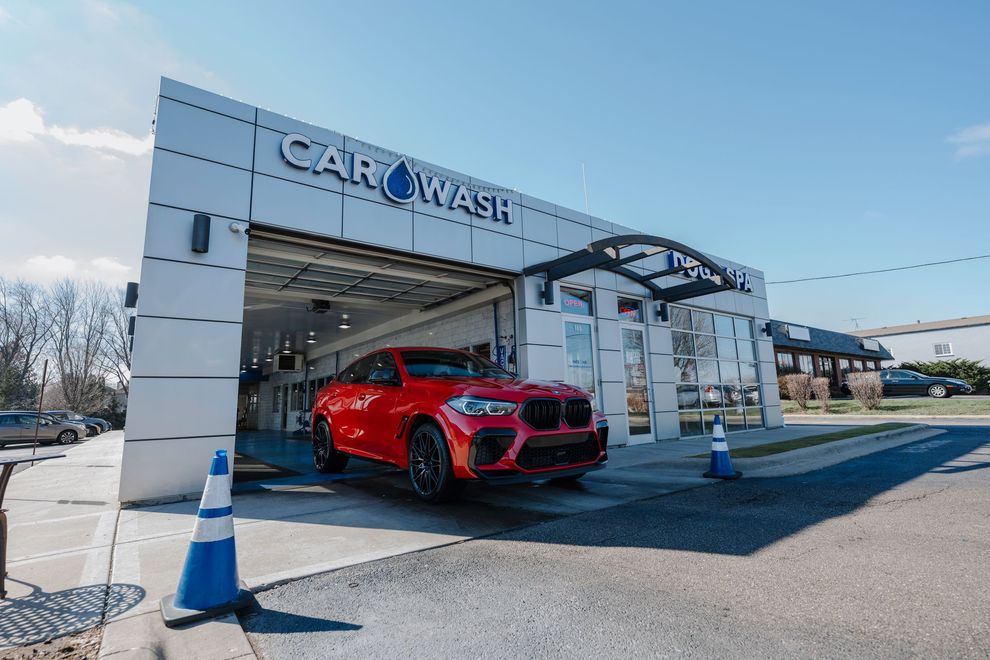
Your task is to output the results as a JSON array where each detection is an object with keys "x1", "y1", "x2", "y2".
[
  {"x1": 851, "y1": 315, "x2": 990, "y2": 366},
  {"x1": 771, "y1": 320, "x2": 893, "y2": 387}
]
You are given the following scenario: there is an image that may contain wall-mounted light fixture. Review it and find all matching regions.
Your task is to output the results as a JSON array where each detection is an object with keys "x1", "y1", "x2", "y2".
[
  {"x1": 761, "y1": 321, "x2": 773, "y2": 337},
  {"x1": 191, "y1": 214, "x2": 211, "y2": 253},
  {"x1": 127, "y1": 315, "x2": 136, "y2": 337},
  {"x1": 542, "y1": 280, "x2": 554, "y2": 305},
  {"x1": 338, "y1": 314, "x2": 351, "y2": 329},
  {"x1": 657, "y1": 302, "x2": 670, "y2": 323},
  {"x1": 124, "y1": 282, "x2": 139, "y2": 308}
]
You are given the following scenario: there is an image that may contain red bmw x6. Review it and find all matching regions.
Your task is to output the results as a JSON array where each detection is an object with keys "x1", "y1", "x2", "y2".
[{"x1": 311, "y1": 347, "x2": 609, "y2": 502}]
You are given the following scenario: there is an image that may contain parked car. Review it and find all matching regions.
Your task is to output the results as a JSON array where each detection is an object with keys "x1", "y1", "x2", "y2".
[
  {"x1": 46, "y1": 410, "x2": 110, "y2": 436},
  {"x1": 840, "y1": 369, "x2": 973, "y2": 399},
  {"x1": 311, "y1": 347, "x2": 608, "y2": 502},
  {"x1": 0, "y1": 411, "x2": 85, "y2": 446}
]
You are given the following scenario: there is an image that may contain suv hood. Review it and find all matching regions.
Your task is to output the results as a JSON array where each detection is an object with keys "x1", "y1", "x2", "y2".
[{"x1": 439, "y1": 377, "x2": 591, "y2": 401}]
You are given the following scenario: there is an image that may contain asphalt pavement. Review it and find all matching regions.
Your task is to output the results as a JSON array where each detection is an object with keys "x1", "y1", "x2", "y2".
[{"x1": 243, "y1": 425, "x2": 990, "y2": 659}]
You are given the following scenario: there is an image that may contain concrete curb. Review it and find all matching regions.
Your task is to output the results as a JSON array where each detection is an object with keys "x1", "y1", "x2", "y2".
[{"x1": 785, "y1": 414, "x2": 990, "y2": 420}]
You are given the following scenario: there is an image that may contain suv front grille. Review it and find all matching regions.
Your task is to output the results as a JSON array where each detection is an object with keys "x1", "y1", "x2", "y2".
[
  {"x1": 516, "y1": 433, "x2": 599, "y2": 470},
  {"x1": 563, "y1": 398, "x2": 592, "y2": 427},
  {"x1": 519, "y1": 399, "x2": 562, "y2": 431}
]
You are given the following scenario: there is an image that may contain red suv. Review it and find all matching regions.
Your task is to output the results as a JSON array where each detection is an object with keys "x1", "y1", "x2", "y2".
[{"x1": 311, "y1": 347, "x2": 608, "y2": 502}]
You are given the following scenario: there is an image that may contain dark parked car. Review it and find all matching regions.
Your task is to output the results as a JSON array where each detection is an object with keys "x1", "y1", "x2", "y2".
[
  {"x1": 841, "y1": 369, "x2": 973, "y2": 399},
  {"x1": 46, "y1": 410, "x2": 110, "y2": 436}
]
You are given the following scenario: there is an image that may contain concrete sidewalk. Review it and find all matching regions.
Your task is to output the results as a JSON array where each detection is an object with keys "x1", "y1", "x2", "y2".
[{"x1": 0, "y1": 422, "x2": 940, "y2": 658}]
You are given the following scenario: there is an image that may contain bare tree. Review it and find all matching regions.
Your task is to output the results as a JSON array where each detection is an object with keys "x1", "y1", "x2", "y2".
[
  {"x1": 100, "y1": 287, "x2": 133, "y2": 395},
  {"x1": 848, "y1": 372, "x2": 884, "y2": 410},
  {"x1": 48, "y1": 280, "x2": 113, "y2": 413},
  {"x1": 810, "y1": 377, "x2": 832, "y2": 413},
  {"x1": 0, "y1": 278, "x2": 54, "y2": 408},
  {"x1": 782, "y1": 373, "x2": 813, "y2": 411}
]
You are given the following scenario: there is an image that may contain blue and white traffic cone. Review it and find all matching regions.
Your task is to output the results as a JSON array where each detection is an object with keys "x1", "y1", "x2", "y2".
[
  {"x1": 702, "y1": 414, "x2": 742, "y2": 480},
  {"x1": 160, "y1": 449, "x2": 253, "y2": 627}
]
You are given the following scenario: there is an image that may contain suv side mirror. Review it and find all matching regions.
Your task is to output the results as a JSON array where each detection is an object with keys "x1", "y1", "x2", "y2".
[{"x1": 369, "y1": 368, "x2": 399, "y2": 385}]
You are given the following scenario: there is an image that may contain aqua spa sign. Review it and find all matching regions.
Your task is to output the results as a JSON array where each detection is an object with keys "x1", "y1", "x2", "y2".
[
  {"x1": 668, "y1": 250, "x2": 754, "y2": 293},
  {"x1": 280, "y1": 133, "x2": 514, "y2": 223}
]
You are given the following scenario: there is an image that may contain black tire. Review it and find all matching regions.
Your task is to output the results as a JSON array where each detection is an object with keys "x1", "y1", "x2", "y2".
[
  {"x1": 57, "y1": 430, "x2": 77, "y2": 445},
  {"x1": 313, "y1": 419, "x2": 349, "y2": 473},
  {"x1": 407, "y1": 422, "x2": 462, "y2": 503},
  {"x1": 928, "y1": 384, "x2": 949, "y2": 399}
]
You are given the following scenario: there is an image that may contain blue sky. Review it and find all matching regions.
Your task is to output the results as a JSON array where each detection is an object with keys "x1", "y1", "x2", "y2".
[{"x1": 1, "y1": 1, "x2": 987, "y2": 331}]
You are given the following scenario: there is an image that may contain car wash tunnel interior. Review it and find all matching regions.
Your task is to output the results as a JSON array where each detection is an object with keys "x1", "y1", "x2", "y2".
[{"x1": 231, "y1": 228, "x2": 517, "y2": 490}]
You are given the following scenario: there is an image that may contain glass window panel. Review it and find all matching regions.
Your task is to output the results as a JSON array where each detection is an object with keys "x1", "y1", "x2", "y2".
[
  {"x1": 743, "y1": 385, "x2": 761, "y2": 406},
  {"x1": 672, "y1": 331, "x2": 695, "y2": 356},
  {"x1": 671, "y1": 306, "x2": 692, "y2": 330},
  {"x1": 740, "y1": 362, "x2": 759, "y2": 384},
  {"x1": 716, "y1": 336, "x2": 737, "y2": 360},
  {"x1": 696, "y1": 334, "x2": 717, "y2": 358},
  {"x1": 734, "y1": 318, "x2": 754, "y2": 338},
  {"x1": 697, "y1": 359, "x2": 719, "y2": 382},
  {"x1": 798, "y1": 354, "x2": 814, "y2": 374},
  {"x1": 722, "y1": 384, "x2": 743, "y2": 407},
  {"x1": 776, "y1": 352, "x2": 794, "y2": 371},
  {"x1": 714, "y1": 315, "x2": 734, "y2": 337},
  {"x1": 674, "y1": 357, "x2": 698, "y2": 383},
  {"x1": 564, "y1": 321, "x2": 596, "y2": 394},
  {"x1": 692, "y1": 310, "x2": 715, "y2": 334},
  {"x1": 679, "y1": 411, "x2": 703, "y2": 436},
  {"x1": 703, "y1": 409, "x2": 726, "y2": 433},
  {"x1": 725, "y1": 407, "x2": 746, "y2": 433},
  {"x1": 701, "y1": 384, "x2": 722, "y2": 408},
  {"x1": 745, "y1": 407, "x2": 764, "y2": 429},
  {"x1": 560, "y1": 287, "x2": 593, "y2": 316},
  {"x1": 621, "y1": 328, "x2": 651, "y2": 436},
  {"x1": 676, "y1": 385, "x2": 700, "y2": 410},
  {"x1": 719, "y1": 361, "x2": 741, "y2": 384},
  {"x1": 617, "y1": 298, "x2": 643, "y2": 323},
  {"x1": 737, "y1": 340, "x2": 756, "y2": 361}
]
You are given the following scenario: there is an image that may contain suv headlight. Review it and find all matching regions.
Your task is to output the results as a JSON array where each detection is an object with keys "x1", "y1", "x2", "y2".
[{"x1": 446, "y1": 396, "x2": 518, "y2": 416}]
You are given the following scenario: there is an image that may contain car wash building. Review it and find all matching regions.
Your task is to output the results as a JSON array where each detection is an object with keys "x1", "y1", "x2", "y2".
[{"x1": 120, "y1": 78, "x2": 782, "y2": 504}]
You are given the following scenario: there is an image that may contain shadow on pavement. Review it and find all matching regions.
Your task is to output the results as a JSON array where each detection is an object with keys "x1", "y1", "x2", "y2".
[
  {"x1": 0, "y1": 581, "x2": 145, "y2": 648},
  {"x1": 241, "y1": 604, "x2": 362, "y2": 634}
]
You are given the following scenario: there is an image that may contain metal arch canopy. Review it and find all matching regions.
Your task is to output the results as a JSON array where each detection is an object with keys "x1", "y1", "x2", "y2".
[{"x1": 522, "y1": 233, "x2": 739, "y2": 303}]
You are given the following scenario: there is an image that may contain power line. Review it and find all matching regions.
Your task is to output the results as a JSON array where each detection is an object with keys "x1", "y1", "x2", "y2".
[{"x1": 767, "y1": 253, "x2": 990, "y2": 285}]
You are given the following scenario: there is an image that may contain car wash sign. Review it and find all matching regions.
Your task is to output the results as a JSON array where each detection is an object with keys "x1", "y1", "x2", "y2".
[
  {"x1": 280, "y1": 133, "x2": 514, "y2": 223},
  {"x1": 668, "y1": 250, "x2": 754, "y2": 293}
]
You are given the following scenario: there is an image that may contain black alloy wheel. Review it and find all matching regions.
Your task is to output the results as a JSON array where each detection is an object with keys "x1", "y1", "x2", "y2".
[
  {"x1": 313, "y1": 419, "x2": 349, "y2": 473},
  {"x1": 408, "y1": 422, "x2": 462, "y2": 503},
  {"x1": 57, "y1": 430, "x2": 77, "y2": 445}
]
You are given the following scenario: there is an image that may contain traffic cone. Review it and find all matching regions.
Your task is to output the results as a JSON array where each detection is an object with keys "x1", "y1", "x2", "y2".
[
  {"x1": 702, "y1": 414, "x2": 742, "y2": 480},
  {"x1": 160, "y1": 449, "x2": 253, "y2": 627}
]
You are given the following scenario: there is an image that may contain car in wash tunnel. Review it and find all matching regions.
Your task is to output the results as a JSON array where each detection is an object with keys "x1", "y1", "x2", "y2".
[{"x1": 311, "y1": 347, "x2": 609, "y2": 502}]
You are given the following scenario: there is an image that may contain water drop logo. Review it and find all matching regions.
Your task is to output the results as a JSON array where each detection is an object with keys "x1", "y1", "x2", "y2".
[{"x1": 382, "y1": 156, "x2": 418, "y2": 204}]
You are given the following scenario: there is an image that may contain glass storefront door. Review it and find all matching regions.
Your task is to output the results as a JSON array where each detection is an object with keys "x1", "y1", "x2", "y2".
[
  {"x1": 563, "y1": 319, "x2": 597, "y2": 405},
  {"x1": 620, "y1": 325, "x2": 652, "y2": 438}
]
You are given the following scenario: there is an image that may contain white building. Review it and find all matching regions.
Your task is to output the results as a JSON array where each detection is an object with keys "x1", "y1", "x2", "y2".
[
  {"x1": 119, "y1": 78, "x2": 782, "y2": 504},
  {"x1": 852, "y1": 315, "x2": 990, "y2": 366}
]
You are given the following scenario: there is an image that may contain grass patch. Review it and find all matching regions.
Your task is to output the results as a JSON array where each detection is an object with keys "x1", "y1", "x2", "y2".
[
  {"x1": 692, "y1": 423, "x2": 914, "y2": 459},
  {"x1": 781, "y1": 397, "x2": 990, "y2": 416}
]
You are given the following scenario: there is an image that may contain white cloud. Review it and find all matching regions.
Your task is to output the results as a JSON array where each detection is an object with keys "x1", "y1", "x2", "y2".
[
  {"x1": 23, "y1": 255, "x2": 77, "y2": 280},
  {"x1": 90, "y1": 256, "x2": 130, "y2": 274},
  {"x1": 0, "y1": 97, "x2": 152, "y2": 155},
  {"x1": 7, "y1": 254, "x2": 133, "y2": 285},
  {"x1": 947, "y1": 122, "x2": 990, "y2": 159}
]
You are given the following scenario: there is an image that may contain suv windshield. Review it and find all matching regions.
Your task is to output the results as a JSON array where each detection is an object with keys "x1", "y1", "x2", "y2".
[{"x1": 400, "y1": 350, "x2": 513, "y2": 380}]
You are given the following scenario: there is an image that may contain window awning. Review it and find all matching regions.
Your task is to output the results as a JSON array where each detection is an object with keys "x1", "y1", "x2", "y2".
[{"x1": 523, "y1": 234, "x2": 738, "y2": 304}]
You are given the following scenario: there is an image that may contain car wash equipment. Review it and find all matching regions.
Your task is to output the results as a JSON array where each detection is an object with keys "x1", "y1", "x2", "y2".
[
  {"x1": 702, "y1": 414, "x2": 742, "y2": 480},
  {"x1": 160, "y1": 449, "x2": 253, "y2": 627}
]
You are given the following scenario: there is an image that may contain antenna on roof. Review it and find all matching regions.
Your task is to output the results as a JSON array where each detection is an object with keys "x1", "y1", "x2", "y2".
[
  {"x1": 844, "y1": 317, "x2": 865, "y2": 329},
  {"x1": 580, "y1": 162, "x2": 590, "y2": 215}
]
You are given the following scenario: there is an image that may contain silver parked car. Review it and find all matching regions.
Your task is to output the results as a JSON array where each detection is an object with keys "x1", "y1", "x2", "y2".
[{"x1": 0, "y1": 412, "x2": 85, "y2": 446}]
